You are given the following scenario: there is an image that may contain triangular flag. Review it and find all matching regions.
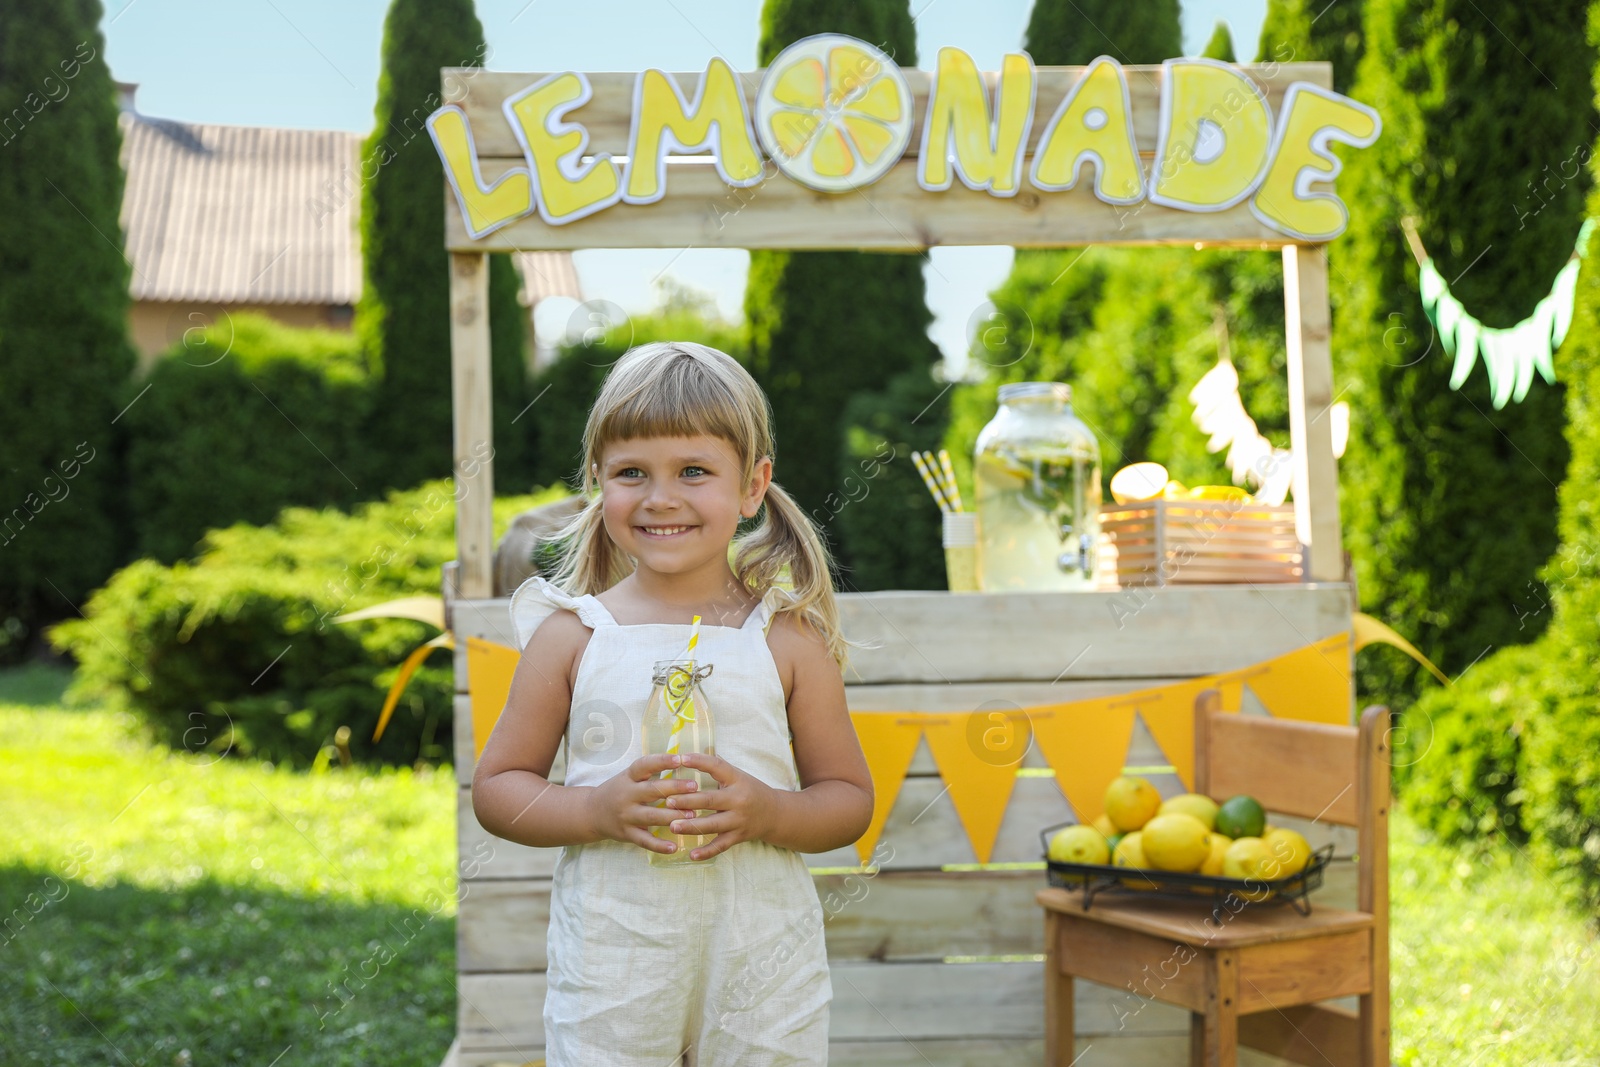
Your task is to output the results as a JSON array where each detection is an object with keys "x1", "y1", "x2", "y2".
[
  {"x1": 1029, "y1": 697, "x2": 1136, "y2": 824},
  {"x1": 920, "y1": 711, "x2": 1029, "y2": 865},
  {"x1": 1244, "y1": 634, "x2": 1352, "y2": 726},
  {"x1": 849, "y1": 712, "x2": 925, "y2": 866},
  {"x1": 466, "y1": 636, "x2": 523, "y2": 758},
  {"x1": 1126, "y1": 678, "x2": 1219, "y2": 791},
  {"x1": 1212, "y1": 676, "x2": 1245, "y2": 711},
  {"x1": 372, "y1": 633, "x2": 454, "y2": 743}
]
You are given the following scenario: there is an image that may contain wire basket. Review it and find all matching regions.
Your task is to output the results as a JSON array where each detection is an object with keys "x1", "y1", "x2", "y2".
[{"x1": 1039, "y1": 821, "x2": 1335, "y2": 916}]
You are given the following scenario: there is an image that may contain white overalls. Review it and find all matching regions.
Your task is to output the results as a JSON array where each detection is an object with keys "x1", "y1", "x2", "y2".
[{"x1": 509, "y1": 576, "x2": 832, "y2": 1067}]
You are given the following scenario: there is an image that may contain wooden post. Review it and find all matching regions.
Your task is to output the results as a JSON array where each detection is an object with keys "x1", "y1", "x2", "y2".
[
  {"x1": 1283, "y1": 244, "x2": 1343, "y2": 582},
  {"x1": 450, "y1": 251, "x2": 495, "y2": 600}
]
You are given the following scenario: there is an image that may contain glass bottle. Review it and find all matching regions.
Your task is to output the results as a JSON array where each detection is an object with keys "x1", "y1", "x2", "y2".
[
  {"x1": 973, "y1": 381, "x2": 1103, "y2": 591},
  {"x1": 641, "y1": 659, "x2": 719, "y2": 866}
]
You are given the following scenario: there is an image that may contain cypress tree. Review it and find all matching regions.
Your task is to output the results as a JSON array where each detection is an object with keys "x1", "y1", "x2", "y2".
[
  {"x1": 1403, "y1": 38, "x2": 1600, "y2": 905},
  {"x1": 748, "y1": 0, "x2": 944, "y2": 588},
  {"x1": 1335, "y1": 0, "x2": 1594, "y2": 702},
  {"x1": 1257, "y1": 0, "x2": 1365, "y2": 92},
  {"x1": 358, "y1": 0, "x2": 529, "y2": 495},
  {"x1": 0, "y1": 0, "x2": 135, "y2": 659},
  {"x1": 948, "y1": 2, "x2": 1216, "y2": 490},
  {"x1": 1201, "y1": 20, "x2": 1237, "y2": 62},
  {"x1": 1021, "y1": 0, "x2": 1181, "y2": 62}
]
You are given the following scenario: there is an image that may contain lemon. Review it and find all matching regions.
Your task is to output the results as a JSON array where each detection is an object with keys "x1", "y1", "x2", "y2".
[
  {"x1": 1221, "y1": 837, "x2": 1276, "y2": 902},
  {"x1": 1104, "y1": 776, "x2": 1162, "y2": 832},
  {"x1": 1186, "y1": 485, "x2": 1250, "y2": 502},
  {"x1": 1216, "y1": 795, "x2": 1266, "y2": 839},
  {"x1": 1048, "y1": 825, "x2": 1111, "y2": 866},
  {"x1": 1159, "y1": 793, "x2": 1219, "y2": 831},
  {"x1": 1161, "y1": 479, "x2": 1190, "y2": 499},
  {"x1": 755, "y1": 35, "x2": 914, "y2": 193},
  {"x1": 1091, "y1": 814, "x2": 1118, "y2": 840},
  {"x1": 1140, "y1": 813, "x2": 1211, "y2": 872},
  {"x1": 1109, "y1": 462, "x2": 1169, "y2": 504},
  {"x1": 1261, "y1": 828, "x2": 1312, "y2": 882},
  {"x1": 1199, "y1": 832, "x2": 1232, "y2": 877},
  {"x1": 1112, "y1": 831, "x2": 1156, "y2": 890}
]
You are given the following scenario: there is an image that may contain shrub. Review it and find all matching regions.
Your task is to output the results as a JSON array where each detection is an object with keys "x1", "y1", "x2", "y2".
[
  {"x1": 1397, "y1": 644, "x2": 1552, "y2": 846},
  {"x1": 49, "y1": 480, "x2": 566, "y2": 767},
  {"x1": 123, "y1": 313, "x2": 378, "y2": 563}
]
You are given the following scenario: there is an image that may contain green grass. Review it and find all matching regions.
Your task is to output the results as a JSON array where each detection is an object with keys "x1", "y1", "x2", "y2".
[
  {"x1": 0, "y1": 666, "x2": 458, "y2": 1066},
  {"x1": 1, "y1": 664, "x2": 1596, "y2": 1066},
  {"x1": 1389, "y1": 810, "x2": 1600, "y2": 1066}
]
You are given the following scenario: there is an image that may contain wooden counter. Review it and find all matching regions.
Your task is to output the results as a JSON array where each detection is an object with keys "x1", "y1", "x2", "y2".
[{"x1": 445, "y1": 584, "x2": 1357, "y2": 1066}]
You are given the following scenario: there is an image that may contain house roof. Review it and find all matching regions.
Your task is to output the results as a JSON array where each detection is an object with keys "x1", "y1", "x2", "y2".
[{"x1": 117, "y1": 109, "x2": 582, "y2": 308}]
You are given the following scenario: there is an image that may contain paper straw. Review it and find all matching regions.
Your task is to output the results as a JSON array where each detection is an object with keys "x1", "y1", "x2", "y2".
[
  {"x1": 661, "y1": 616, "x2": 703, "y2": 768},
  {"x1": 936, "y1": 449, "x2": 963, "y2": 512},
  {"x1": 911, "y1": 451, "x2": 951, "y2": 513}
]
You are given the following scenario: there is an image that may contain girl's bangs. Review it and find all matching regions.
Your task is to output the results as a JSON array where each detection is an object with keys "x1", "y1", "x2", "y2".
[{"x1": 595, "y1": 362, "x2": 750, "y2": 459}]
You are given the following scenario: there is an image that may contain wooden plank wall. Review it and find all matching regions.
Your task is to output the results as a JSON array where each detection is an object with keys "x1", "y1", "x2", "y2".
[{"x1": 446, "y1": 586, "x2": 1356, "y2": 1065}]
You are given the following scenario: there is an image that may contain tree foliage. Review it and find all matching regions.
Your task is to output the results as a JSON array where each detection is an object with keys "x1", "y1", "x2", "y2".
[
  {"x1": 357, "y1": 0, "x2": 529, "y2": 494},
  {"x1": 0, "y1": 0, "x2": 135, "y2": 661},
  {"x1": 1257, "y1": 0, "x2": 1365, "y2": 91},
  {"x1": 1334, "y1": 0, "x2": 1594, "y2": 703},
  {"x1": 748, "y1": 0, "x2": 944, "y2": 589}
]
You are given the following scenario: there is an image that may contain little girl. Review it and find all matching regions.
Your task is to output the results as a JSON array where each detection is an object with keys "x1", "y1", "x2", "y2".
[{"x1": 473, "y1": 341, "x2": 875, "y2": 1066}]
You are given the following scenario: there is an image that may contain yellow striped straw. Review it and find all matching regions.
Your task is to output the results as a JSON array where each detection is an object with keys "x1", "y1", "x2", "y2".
[
  {"x1": 911, "y1": 450, "x2": 951, "y2": 513},
  {"x1": 660, "y1": 615, "x2": 703, "y2": 768},
  {"x1": 936, "y1": 450, "x2": 963, "y2": 512}
]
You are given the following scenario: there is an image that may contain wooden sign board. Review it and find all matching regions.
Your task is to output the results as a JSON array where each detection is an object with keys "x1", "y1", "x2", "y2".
[{"x1": 430, "y1": 44, "x2": 1377, "y2": 252}]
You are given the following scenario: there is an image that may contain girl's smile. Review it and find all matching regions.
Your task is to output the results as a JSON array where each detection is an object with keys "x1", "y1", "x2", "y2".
[{"x1": 636, "y1": 523, "x2": 697, "y2": 539}]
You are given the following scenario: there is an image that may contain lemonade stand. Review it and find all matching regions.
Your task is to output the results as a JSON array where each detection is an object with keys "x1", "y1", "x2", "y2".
[{"x1": 429, "y1": 39, "x2": 1376, "y2": 1066}]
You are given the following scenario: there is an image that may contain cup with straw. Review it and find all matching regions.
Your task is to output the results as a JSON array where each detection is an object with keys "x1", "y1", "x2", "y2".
[{"x1": 913, "y1": 449, "x2": 979, "y2": 592}]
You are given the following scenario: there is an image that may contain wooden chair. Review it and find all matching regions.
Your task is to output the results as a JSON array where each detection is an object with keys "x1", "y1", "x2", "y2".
[{"x1": 1037, "y1": 690, "x2": 1391, "y2": 1067}]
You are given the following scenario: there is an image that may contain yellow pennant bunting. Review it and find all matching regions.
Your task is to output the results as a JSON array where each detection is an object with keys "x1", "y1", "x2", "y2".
[
  {"x1": 465, "y1": 636, "x2": 523, "y2": 760},
  {"x1": 1121, "y1": 677, "x2": 1223, "y2": 791},
  {"x1": 848, "y1": 711, "x2": 927, "y2": 865},
  {"x1": 357, "y1": 626, "x2": 1375, "y2": 866},
  {"x1": 1352, "y1": 611, "x2": 1451, "y2": 686},
  {"x1": 1028, "y1": 697, "x2": 1136, "y2": 824},
  {"x1": 919, "y1": 710, "x2": 1030, "y2": 865},
  {"x1": 1237, "y1": 633, "x2": 1352, "y2": 726},
  {"x1": 371, "y1": 633, "x2": 453, "y2": 743}
]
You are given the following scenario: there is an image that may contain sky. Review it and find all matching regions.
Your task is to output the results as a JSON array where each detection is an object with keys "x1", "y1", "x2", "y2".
[{"x1": 102, "y1": 0, "x2": 1270, "y2": 366}]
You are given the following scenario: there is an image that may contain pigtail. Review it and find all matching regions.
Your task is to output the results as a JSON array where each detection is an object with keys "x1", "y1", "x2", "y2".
[{"x1": 734, "y1": 479, "x2": 873, "y2": 674}]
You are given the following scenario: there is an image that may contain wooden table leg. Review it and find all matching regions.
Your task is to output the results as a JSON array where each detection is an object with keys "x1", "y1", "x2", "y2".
[
  {"x1": 1190, "y1": 950, "x2": 1238, "y2": 1067},
  {"x1": 1044, "y1": 911, "x2": 1076, "y2": 1067}
]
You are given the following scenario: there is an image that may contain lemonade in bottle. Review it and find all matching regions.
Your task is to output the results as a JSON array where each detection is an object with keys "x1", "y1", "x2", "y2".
[{"x1": 642, "y1": 659, "x2": 719, "y2": 866}]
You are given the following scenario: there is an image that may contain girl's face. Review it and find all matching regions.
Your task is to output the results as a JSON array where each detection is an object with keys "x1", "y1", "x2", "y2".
[{"x1": 596, "y1": 434, "x2": 771, "y2": 577}]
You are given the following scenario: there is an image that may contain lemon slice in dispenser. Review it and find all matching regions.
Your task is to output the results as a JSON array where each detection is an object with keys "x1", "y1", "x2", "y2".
[{"x1": 755, "y1": 34, "x2": 914, "y2": 193}]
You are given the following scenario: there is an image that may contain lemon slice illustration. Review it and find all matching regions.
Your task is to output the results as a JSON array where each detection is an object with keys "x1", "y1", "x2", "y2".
[{"x1": 755, "y1": 34, "x2": 913, "y2": 193}]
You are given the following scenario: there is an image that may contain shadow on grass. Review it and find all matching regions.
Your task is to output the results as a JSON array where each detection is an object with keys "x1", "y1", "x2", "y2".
[
  {"x1": 0, "y1": 862, "x2": 457, "y2": 1067},
  {"x1": 0, "y1": 663, "x2": 74, "y2": 708}
]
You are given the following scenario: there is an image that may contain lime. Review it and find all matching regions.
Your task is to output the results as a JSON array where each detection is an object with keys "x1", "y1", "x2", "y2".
[{"x1": 1216, "y1": 795, "x2": 1266, "y2": 839}]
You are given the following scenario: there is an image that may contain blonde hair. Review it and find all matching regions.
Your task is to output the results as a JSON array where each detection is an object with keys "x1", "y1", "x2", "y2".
[{"x1": 544, "y1": 341, "x2": 862, "y2": 672}]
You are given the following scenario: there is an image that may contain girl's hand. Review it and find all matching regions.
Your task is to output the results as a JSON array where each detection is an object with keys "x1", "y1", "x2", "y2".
[
  {"x1": 664, "y1": 753, "x2": 778, "y2": 861},
  {"x1": 588, "y1": 754, "x2": 701, "y2": 854}
]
